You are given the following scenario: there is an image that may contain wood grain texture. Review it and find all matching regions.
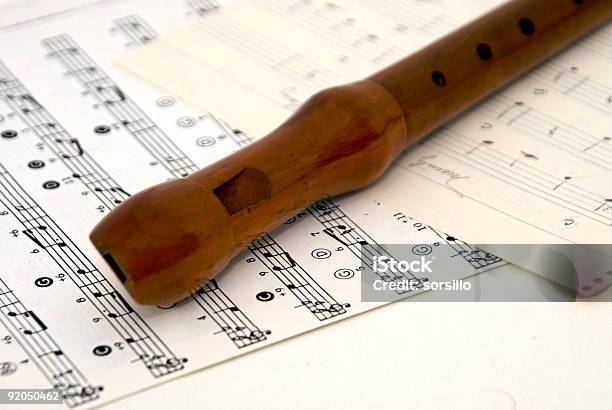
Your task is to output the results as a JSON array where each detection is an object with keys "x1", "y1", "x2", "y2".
[{"x1": 90, "y1": 0, "x2": 612, "y2": 304}]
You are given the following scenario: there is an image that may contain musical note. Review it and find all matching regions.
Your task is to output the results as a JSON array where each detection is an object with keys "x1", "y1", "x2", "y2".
[
  {"x1": 93, "y1": 186, "x2": 131, "y2": 197},
  {"x1": 354, "y1": 33, "x2": 378, "y2": 48},
  {"x1": 22, "y1": 227, "x2": 66, "y2": 249},
  {"x1": 105, "y1": 292, "x2": 134, "y2": 318},
  {"x1": 497, "y1": 101, "x2": 524, "y2": 122},
  {"x1": 22, "y1": 228, "x2": 44, "y2": 248},
  {"x1": 312, "y1": 201, "x2": 339, "y2": 215},
  {"x1": 510, "y1": 150, "x2": 539, "y2": 166},
  {"x1": 6, "y1": 93, "x2": 42, "y2": 113},
  {"x1": 58, "y1": 138, "x2": 84, "y2": 158},
  {"x1": 48, "y1": 46, "x2": 78, "y2": 55},
  {"x1": 594, "y1": 199, "x2": 612, "y2": 212},
  {"x1": 317, "y1": 1, "x2": 340, "y2": 15},
  {"x1": 466, "y1": 139, "x2": 494, "y2": 155},
  {"x1": 262, "y1": 251, "x2": 297, "y2": 270},
  {"x1": 583, "y1": 136, "x2": 611, "y2": 152},
  {"x1": 553, "y1": 176, "x2": 573, "y2": 191},
  {"x1": 97, "y1": 85, "x2": 126, "y2": 104},
  {"x1": 323, "y1": 225, "x2": 367, "y2": 246},
  {"x1": 554, "y1": 67, "x2": 571, "y2": 83},
  {"x1": 188, "y1": 0, "x2": 221, "y2": 16},
  {"x1": 305, "y1": 68, "x2": 319, "y2": 79},
  {"x1": 67, "y1": 66, "x2": 97, "y2": 75},
  {"x1": 113, "y1": 14, "x2": 159, "y2": 46},
  {"x1": 205, "y1": 278, "x2": 219, "y2": 290},
  {"x1": 21, "y1": 311, "x2": 48, "y2": 334}
]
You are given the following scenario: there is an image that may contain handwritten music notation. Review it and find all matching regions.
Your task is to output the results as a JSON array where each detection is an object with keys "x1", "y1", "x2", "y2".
[
  {"x1": 478, "y1": 96, "x2": 612, "y2": 171},
  {"x1": 0, "y1": 164, "x2": 185, "y2": 378},
  {"x1": 529, "y1": 62, "x2": 612, "y2": 116},
  {"x1": 189, "y1": 12, "x2": 346, "y2": 109},
  {"x1": 361, "y1": 0, "x2": 458, "y2": 37},
  {"x1": 422, "y1": 128, "x2": 612, "y2": 225},
  {"x1": 255, "y1": 0, "x2": 403, "y2": 65},
  {"x1": 0, "y1": 277, "x2": 101, "y2": 407},
  {"x1": 196, "y1": 15, "x2": 344, "y2": 88}
]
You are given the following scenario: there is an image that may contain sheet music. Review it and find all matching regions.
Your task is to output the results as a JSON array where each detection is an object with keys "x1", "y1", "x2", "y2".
[
  {"x1": 117, "y1": 0, "x2": 612, "y2": 285},
  {"x1": 0, "y1": 1, "x2": 524, "y2": 408}
]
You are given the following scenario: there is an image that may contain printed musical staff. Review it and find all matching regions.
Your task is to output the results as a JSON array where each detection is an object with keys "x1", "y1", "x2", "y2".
[
  {"x1": 249, "y1": 234, "x2": 348, "y2": 321},
  {"x1": 6, "y1": 92, "x2": 42, "y2": 113},
  {"x1": 0, "y1": 61, "x2": 130, "y2": 210},
  {"x1": 187, "y1": 0, "x2": 222, "y2": 16},
  {"x1": 42, "y1": 34, "x2": 270, "y2": 350},
  {"x1": 192, "y1": 279, "x2": 270, "y2": 348},
  {"x1": 22, "y1": 226, "x2": 66, "y2": 249},
  {"x1": 211, "y1": 117, "x2": 255, "y2": 147},
  {"x1": 308, "y1": 199, "x2": 421, "y2": 293},
  {"x1": 223, "y1": 122, "x2": 349, "y2": 320},
  {"x1": 433, "y1": 231, "x2": 502, "y2": 269},
  {"x1": 0, "y1": 277, "x2": 101, "y2": 407},
  {"x1": 42, "y1": 35, "x2": 199, "y2": 179},
  {"x1": 112, "y1": 14, "x2": 159, "y2": 46},
  {"x1": 0, "y1": 164, "x2": 185, "y2": 377}
]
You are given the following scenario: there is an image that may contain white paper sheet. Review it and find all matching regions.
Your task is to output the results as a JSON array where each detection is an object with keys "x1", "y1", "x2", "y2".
[{"x1": 0, "y1": 1, "x2": 517, "y2": 408}]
